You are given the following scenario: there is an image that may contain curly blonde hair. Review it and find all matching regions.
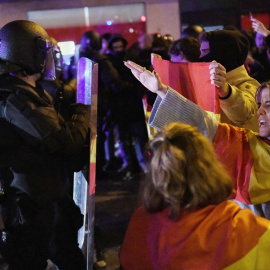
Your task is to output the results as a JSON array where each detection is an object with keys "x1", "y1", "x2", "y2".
[{"x1": 141, "y1": 122, "x2": 233, "y2": 220}]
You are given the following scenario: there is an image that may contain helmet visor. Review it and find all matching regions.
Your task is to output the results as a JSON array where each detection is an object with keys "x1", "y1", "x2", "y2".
[
  {"x1": 54, "y1": 45, "x2": 63, "y2": 73},
  {"x1": 43, "y1": 41, "x2": 56, "y2": 81}
]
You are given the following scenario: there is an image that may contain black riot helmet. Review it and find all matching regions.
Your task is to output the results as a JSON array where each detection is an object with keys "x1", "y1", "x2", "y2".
[
  {"x1": 0, "y1": 20, "x2": 55, "y2": 80},
  {"x1": 80, "y1": 30, "x2": 102, "y2": 51}
]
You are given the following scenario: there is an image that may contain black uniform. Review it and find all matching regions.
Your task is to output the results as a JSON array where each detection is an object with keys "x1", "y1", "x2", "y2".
[{"x1": 0, "y1": 75, "x2": 89, "y2": 269}]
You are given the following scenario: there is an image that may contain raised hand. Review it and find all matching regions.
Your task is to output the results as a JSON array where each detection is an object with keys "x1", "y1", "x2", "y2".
[
  {"x1": 209, "y1": 61, "x2": 230, "y2": 98},
  {"x1": 251, "y1": 17, "x2": 270, "y2": 37},
  {"x1": 124, "y1": 60, "x2": 168, "y2": 98}
]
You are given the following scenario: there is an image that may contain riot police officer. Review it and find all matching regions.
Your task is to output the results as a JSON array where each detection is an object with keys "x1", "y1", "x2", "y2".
[{"x1": 0, "y1": 20, "x2": 89, "y2": 270}]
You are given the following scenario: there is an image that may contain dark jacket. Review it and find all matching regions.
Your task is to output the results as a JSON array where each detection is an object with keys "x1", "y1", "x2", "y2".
[
  {"x1": 106, "y1": 51, "x2": 147, "y2": 124},
  {"x1": 80, "y1": 49, "x2": 132, "y2": 106},
  {"x1": 0, "y1": 75, "x2": 90, "y2": 204},
  {"x1": 80, "y1": 48, "x2": 144, "y2": 129}
]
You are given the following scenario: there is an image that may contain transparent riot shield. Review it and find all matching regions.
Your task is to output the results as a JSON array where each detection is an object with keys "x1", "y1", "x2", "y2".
[{"x1": 73, "y1": 57, "x2": 98, "y2": 270}]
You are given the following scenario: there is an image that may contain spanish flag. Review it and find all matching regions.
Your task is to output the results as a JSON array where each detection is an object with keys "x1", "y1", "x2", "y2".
[
  {"x1": 213, "y1": 124, "x2": 270, "y2": 205},
  {"x1": 152, "y1": 57, "x2": 220, "y2": 113},
  {"x1": 120, "y1": 201, "x2": 270, "y2": 270}
]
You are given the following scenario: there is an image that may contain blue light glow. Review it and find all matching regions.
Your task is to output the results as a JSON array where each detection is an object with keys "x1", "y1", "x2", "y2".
[{"x1": 106, "y1": 20, "x2": 112, "y2": 26}]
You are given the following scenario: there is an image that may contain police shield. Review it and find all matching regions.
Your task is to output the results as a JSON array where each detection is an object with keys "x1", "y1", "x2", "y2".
[{"x1": 73, "y1": 57, "x2": 98, "y2": 269}]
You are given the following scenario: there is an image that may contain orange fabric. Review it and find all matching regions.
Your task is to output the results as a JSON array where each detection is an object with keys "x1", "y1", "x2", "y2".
[
  {"x1": 120, "y1": 201, "x2": 270, "y2": 270},
  {"x1": 152, "y1": 57, "x2": 220, "y2": 113},
  {"x1": 213, "y1": 124, "x2": 253, "y2": 204}
]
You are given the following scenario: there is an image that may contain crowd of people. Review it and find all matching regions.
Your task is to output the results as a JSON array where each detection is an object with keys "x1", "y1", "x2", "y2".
[
  {"x1": 0, "y1": 13, "x2": 270, "y2": 270},
  {"x1": 77, "y1": 30, "x2": 174, "y2": 181},
  {"x1": 75, "y1": 19, "x2": 270, "y2": 185},
  {"x1": 73, "y1": 17, "x2": 270, "y2": 268},
  {"x1": 121, "y1": 20, "x2": 270, "y2": 267}
]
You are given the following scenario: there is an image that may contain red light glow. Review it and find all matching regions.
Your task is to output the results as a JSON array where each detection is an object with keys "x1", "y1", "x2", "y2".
[{"x1": 141, "y1": 16, "x2": 146, "y2": 22}]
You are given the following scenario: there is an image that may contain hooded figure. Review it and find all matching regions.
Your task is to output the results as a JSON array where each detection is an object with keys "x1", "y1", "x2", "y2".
[
  {"x1": 197, "y1": 29, "x2": 260, "y2": 133},
  {"x1": 199, "y1": 30, "x2": 249, "y2": 72}
]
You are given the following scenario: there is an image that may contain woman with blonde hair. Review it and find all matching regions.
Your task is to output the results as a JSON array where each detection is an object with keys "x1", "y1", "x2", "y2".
[
  {"x1": 141, "y1": 122, "x2": 232, "y2": 219},
  {"x1": 120, "y1": 122, "x2": 270, "y2": 270}
]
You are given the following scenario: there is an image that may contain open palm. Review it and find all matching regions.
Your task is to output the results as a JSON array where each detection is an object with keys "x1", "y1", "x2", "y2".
[{"x1": 124, "y1": 60, "x2": 166, "y2": 95}]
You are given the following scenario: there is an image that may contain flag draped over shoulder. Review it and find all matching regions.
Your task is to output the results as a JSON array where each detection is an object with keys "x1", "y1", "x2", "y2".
[
  {"x1": 152, "y1": 57, "x2": 220, "y2": 113},
  {"x1": 213, "y1": 124, "x2": 270, "y2": 205},
  {"x1": 120, "y1": 201, "x2": 270, "y2": 270}
]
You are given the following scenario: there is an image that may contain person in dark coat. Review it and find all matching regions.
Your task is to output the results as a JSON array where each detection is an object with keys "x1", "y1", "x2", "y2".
[
  {"x1": 106, "y1": 33, "x2": 149, "y2": 177},
  {"x1": 0, "y1": 20, "x2": 90, "y2": 270},
  {"x1": 79, "y1": 30, "x2": 138, "y2": 176}
]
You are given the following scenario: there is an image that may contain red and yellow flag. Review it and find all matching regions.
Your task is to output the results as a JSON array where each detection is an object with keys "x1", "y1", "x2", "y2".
[
  {"x1": 152, "y1": 57, "x2": 220, "y2": 113},
  {"x1": 213, "y1": 124, "x2": 270, "y2": 205},
  {"x1": 120, "y1": 201, "x2": 270, "y2": 270}
]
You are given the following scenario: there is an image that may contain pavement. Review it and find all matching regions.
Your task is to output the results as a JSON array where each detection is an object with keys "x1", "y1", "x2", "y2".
[{"x1": 94, "y1": 172, "x2": 143, "y2": 270}]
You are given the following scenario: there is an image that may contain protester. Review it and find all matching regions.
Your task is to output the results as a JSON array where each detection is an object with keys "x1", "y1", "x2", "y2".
[
  {"x1": 128, "y1": 33, "x2": 154, "y2": 70},
  {"x1": 253, "y1": 31, "x2": 268, "y2": 65},
  {"x1": 127, "y1": 33, "x2": 157, "y2": 109},
  {"x1": 106, "y1": 33, "x2": 149, "y2": 178},
  {"x1": 198, "y1": 30, "x2": 260, "y2": 132},
  {"x1": 124, "y1": 60, "x2": 270, "y2": 211},
  {"x1": 242, "y1": 28, "x2": 265, "y2": 80},
  {"x1": 251, "y1": 17, "x2": 270, "y2": 38},
  {"x1": 181, "y1": 24, "x2": 205, "y2": 40},
  {"x1": 80, "y1": 30, "x2": 115, "y2": 178},
  {"x1": 168, "y1": 36, "x2": 201, "y2": 62},
  {"x1": 249, "y1": 18, "x2": 268, "y2": 82},
  {"x1": 99, "y1": 32, "x2": 112, "y2": 55},
  {"x1": 151, "y1": 33, "x2": 170, "y2": 60},
  {"x1": 250, "y1": 17, "x2": 270, "y2": 82},
  {"x1": 120, "y1": 122, "x2": 270, "y2": 270}
]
